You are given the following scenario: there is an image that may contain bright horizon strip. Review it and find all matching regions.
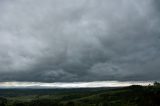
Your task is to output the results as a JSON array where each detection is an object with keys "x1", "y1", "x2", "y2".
[{"x1": 0, "y1": 81, "x2": 153, "y2": 88}]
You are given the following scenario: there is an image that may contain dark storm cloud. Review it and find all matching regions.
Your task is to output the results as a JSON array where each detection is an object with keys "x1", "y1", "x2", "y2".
[{"x1": 0, "y1": 0, "x2": 160, "y2": 82}]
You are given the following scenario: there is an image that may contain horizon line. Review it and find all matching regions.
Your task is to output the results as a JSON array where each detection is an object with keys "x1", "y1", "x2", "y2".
[{"x1": 0, "y1": 81, "x2": 153, "y2": 88}]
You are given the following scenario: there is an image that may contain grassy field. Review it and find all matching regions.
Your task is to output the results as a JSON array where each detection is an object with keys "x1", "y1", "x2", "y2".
[{"x1": 0, "y1": 84, "x2": 160, "y2": 106}]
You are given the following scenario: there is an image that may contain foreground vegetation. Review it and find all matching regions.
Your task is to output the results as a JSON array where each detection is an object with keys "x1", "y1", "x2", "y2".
[{"x1": 0, "y1": 82, "x2": 160, "y2": 106}]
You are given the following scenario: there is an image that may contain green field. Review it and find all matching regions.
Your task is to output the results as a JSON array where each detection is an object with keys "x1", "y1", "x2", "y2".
[{"x1": 0, "y1": 83, "x2": 160, "y2": 106}]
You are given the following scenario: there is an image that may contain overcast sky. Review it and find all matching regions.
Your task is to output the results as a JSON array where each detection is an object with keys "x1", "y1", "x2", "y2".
[{"x1": 0, "y1": 0, "x2": 160, "y2": 83}]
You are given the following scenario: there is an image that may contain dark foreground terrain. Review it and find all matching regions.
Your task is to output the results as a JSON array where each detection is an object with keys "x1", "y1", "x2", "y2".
[{"x1": 0, "y1": 83, "x2": 160, "y2": 106}]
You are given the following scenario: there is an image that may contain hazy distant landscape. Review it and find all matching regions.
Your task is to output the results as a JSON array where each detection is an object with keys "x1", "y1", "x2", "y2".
[{"x1": 0, "y1": 82, "x2": 160, "y2": 106}]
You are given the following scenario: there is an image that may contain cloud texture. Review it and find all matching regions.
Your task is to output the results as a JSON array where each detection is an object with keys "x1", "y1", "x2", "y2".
[{"x1": 0, "y1": 0, "x2": 160, "y2": 82}]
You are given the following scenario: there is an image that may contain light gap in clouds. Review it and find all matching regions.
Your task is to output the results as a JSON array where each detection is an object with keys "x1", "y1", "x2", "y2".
[{"x1": 0, "y1": 81, "x2": 153, "y2": 88}]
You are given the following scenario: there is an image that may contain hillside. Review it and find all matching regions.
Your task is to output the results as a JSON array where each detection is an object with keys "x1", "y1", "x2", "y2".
[{"x1": 0, "y1": 84, "x2": 160, "y2": 106}]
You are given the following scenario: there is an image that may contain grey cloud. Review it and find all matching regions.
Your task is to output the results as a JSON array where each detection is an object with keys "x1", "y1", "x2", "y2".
[{"x1": 0, "y1": 0, "x2": 160, "y2": 82}]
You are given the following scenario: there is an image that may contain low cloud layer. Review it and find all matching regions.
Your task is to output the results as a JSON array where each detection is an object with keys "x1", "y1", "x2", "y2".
[{"x1": 0, "y1": 0, "x2": 160, "y2": 82}]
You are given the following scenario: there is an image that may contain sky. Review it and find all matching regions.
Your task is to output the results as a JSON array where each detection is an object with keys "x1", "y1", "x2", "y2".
[
  {"x1": 0, "y1": 0, "x2": 160, "y2": 87},
  {"x1": 0, "y1": 81, "x2": 152, "y2": 88}
]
